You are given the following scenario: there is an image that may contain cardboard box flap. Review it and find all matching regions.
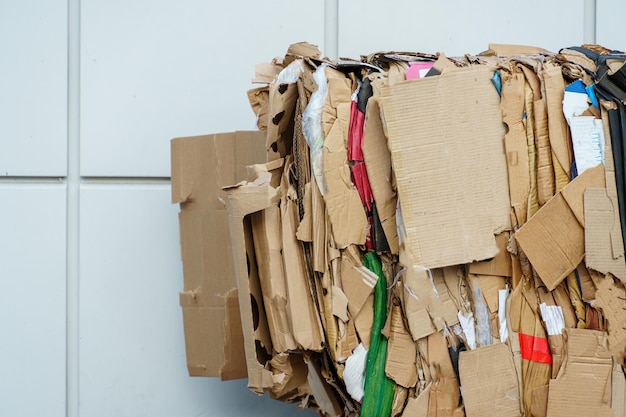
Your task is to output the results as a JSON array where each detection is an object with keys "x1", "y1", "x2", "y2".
[
  {"x1": 459, "y1": 343, "x2": 522, "y2": 417},
  {"x1": 172, "y1": 131, "x2": 267, "y2": 378},
  {"x1": 381, "y1": 65, "x2": 510, "y2": 268},
  {"x1": 561, "y1": 163, "x2": 606, "y2": 226},
  {"x1": 515, "y1": 164, "x2": 605, "y2": 291},
  {"x1": 171, "y1": 131, "x2": 266, "y2": 209},
  {"x1": 546, "y1": 329, "x2": 613, "y2": 417}
]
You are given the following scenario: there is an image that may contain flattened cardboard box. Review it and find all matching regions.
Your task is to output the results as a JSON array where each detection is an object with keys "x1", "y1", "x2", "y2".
[
  {"x1": 380, "y1": 65, "x2": 511, "y2": 269},
  {"x1": 171, "y1": 131, "x2": 266, "y2": 378}
]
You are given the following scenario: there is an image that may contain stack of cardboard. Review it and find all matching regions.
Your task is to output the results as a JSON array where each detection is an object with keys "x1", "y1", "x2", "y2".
[{"x1": 171, "y1": 42, "x2": 626, "y2": 417}]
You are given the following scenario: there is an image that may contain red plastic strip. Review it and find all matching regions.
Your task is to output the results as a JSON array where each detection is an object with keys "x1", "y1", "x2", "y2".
[{"x1": 519, "y1": 333, "x2": 552, "y2": 364}]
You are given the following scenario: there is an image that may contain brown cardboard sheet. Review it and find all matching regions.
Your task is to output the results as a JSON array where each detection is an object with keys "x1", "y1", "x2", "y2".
[
  {"x1": 546, "y1": 329, "x2": 613, "y2": 417},
  {"x1": 381, "y1": 65, "x2": 510, "y2": 268},
  {"x1": 322, "y1": 68, "x2": 368, "y2": 248},
  {"x1": 585, "y1": 106, "x2": 626, "y2": 282},
  {"x1": 225, "y1": 179, "x2": 280, "y2": 393},
  {"x1": 515, "y1": 164, "x2": 605, "y2": 291},
  {"x1": 385, "y1": 304, "x2": 418, "y2": 388},
  {"x1": 250, "y1": 205, "x2": 297, "y2": 353},
  {"x1": 468, "y1": 232, "x2": 513, "y2": 277},
  {"x1": 459, "y1": 343, "x2": 522, "y2": 417},
  {"x1": 171, "y1": 131, "x2": 266, "y2": 378}
]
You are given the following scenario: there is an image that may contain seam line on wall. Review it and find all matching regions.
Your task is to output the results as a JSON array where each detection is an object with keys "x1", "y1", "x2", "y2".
[
  {"x1": 324, "y1": 0, "x2": 339, "y2": 60},
  {"x1": 584, "y1": 0, "x2": 597, "y2": 44},
  {"x1": 66, "y1": 0, "x2": 80, "y2": 416}
]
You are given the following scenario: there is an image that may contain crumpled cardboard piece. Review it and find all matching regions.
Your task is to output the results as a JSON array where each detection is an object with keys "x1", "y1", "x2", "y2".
[
  {"x1": 584, "y1": 106, "x2": 626, "y2": 282},
  {"x1": 401, "y1": 383, "x2": 431, "y2": 417},
  {"x1": 224, "y1": 177, "x2": 280, "y2": 393},
  {"x1": 515, "y1": 164, "x2": 605, "y2": 290},
  {"x1": 385, "y1": 304, "x2": 418, "y2": 388},
  {"x1": 381, "y1": 65, "x2": 510, "y2": 268},
  {"x1": 362, "y1": 96, "x2": 399, "y2": 254},
  {"x1": 542, "y1": 61, "x2": 572, "y2": 192},
  {"x1": 590, "y1": 274, "x2": 626, "y2": 364},
  {"x1": 501, "y1": 69, "x2": 531, "y2": 227},
  {"x1": 250, "y1": 204, "x2": 298, "y2": 353},
  {"x1": 279, "y1": 161, "x2": 324, "y2": 352},
  {"x1": 400, "y1": 250, "x2": 461, "y2": 342},
  {"x1": 546, "y1": 329, "x2": 614, "y2": 417},
  {"x1": 428, "y1": 331, "x2": 461, "y2": 417},
  {"x1": 459, "y1": 343, "x2": 522, "y2": 417},
  {"x1": 322, "y1": 67, "x2": 368, "y2": 248}
]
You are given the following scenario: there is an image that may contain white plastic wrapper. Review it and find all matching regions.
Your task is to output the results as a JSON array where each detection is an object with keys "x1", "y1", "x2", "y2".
[
  {"x1": 275, "y1": 60, "x2": 304, "y2": 84},
  {"x1": 343, "y1": 343, "x2": 368, "y2": 402},
  {"x1": 539, "y1": 302, "x2": 565, "y2": 336},
  {"x1": 498, "y1": 287, "x2": 509, "y2": 343},
  {"x1": 457, "y1": 311, "x2": 476, "y2": 350},
  {"x1": 474, "y1": 286, "x2": 492, "y2": 348},
  {"x1": 302, "y1": 64, "x2": 328, "y2": 195}
]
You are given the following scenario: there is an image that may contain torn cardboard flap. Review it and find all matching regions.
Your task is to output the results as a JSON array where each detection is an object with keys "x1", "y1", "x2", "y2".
[
  {"x1": 515, "y1": 163, "x2": 606, "y2": 291},
  {"x1": 280, "y1": 163, "x2": 324, "y2": 352},
  {"x1": 501, "y1": 70, "x2": 531, "y2": 226},
  {"x1": 591, "y1": 275, "x2": 626, "y2": 364},
  {"x1": 459, "y1": 343, "x2": 522, "y2": 417},
  {"x1": 322, "y1": 69, "x2": 368, "y2": 248},
  {"x1": 171, "y1": 131, "x2": 266, "y2": 209},
  {"x1": 546, "y1": 329, "x2": 613, "y2": 417},
  {"x1": 560, "y1": 163, "x2": 606, "y2": 226},
  {"x1": 251, "y1": 205, "x2": 298, "y2": 353},
  {"x1": 468, "y1": 232, "x2": 513, "y2": 277},
  {"x1": 585, "y1": 188, "x2": 626, "y2": 280},
  {"x1": 385, "y1": 304, "x2": 418, "y2": 388},
  {"x1": 381, "y1": 65, "x2": 511, "y2": 268}
]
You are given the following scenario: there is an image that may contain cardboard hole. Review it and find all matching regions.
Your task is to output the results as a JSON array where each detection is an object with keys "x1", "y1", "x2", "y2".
[
  {"x1": 250, "y1": 294, "x2": 260, "y2": 331},
  {"x1": 278, "y1": 83, "x2": 289, "y2": 94},
  {"x1": 272, "y1": 110, "x2": 285, "y2": 126}
]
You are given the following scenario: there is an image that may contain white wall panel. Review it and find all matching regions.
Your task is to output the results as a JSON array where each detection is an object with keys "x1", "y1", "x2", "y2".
[
  {"x1": 597, "y1": 0, "x2": 626, "y2": 50},
  {"x1": 338, "y1": 0, "x2": 586, "y2": 59},
  {"x1": 0, "y1": 1, "x2": 68, "y2": 176},
  {"x1": 78, "y1": 184, "x2": 315, "y2": 417},
  {"x1": 80, "y1": 0, "x2": 325, "y2": 177},
  {"x1": 0, "y1": 185, "x2": 66, "y2": 417}
]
